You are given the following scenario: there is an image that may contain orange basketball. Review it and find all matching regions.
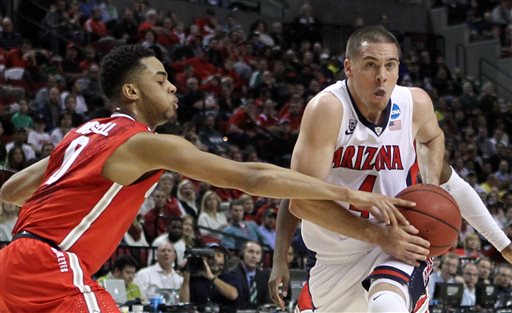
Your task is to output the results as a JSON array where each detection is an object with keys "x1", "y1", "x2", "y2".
[{"x1": 396, "y1": 184, "x2": 461, "y2": 257}]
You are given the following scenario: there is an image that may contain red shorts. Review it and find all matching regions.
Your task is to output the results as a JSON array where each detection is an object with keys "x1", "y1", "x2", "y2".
[{"x1": 0, "y1": 237, "x2": 119, "y2": 313}]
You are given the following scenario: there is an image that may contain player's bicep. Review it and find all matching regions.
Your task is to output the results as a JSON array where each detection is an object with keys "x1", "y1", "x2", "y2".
[
  {"x1": 0, "y1": 157, "x2": 49, "y2": 205},
  {"x1": 291, "y1": 93, "x2": 342, "y2": 180}
]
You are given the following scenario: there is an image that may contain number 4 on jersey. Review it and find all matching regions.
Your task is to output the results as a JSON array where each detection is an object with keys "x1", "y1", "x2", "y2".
[{"x1": 348, "y1": 175, "x2": 377, "y2": 218}]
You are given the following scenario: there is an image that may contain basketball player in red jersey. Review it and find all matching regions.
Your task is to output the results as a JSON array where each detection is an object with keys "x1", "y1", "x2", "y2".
[
  {"x1": 0, "y1": 45, "x2": 414, "y2": 313},
  {"x1": 268, "y1": 26, "x2": 512, "y2": 313}
]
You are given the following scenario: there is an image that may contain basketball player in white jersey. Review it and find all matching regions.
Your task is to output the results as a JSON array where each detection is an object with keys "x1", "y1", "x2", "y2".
[{"x1": 268, "y1": 26, "x2": 512, "y2": 313}]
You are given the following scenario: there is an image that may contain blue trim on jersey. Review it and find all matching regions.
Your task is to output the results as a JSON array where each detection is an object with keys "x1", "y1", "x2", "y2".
[{"x1": 345, "y1": 80, "x2": 391, "y2": 136}]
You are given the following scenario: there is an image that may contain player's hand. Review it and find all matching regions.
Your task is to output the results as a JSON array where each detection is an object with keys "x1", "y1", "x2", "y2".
[
  {"x1": 375, "y1": 224, "x2": 430, "y2": 266},
  {"x1": 501, "y1": 243, "x2": 512, "y2": 264},
  {"x1": 348, "y1": 190, "x2": 415, "y2": 226},
  {"x1": 268, "y1": 260, "x2": 289, "y2": 310}
]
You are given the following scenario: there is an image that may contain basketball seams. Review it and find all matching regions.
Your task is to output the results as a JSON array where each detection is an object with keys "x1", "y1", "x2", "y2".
[
  {"x1": 399, "y1": 207, "x2": 460, "y2": 234},
  {"x1": 397, "y1": 185, "x2": 459, "y2": 211}
]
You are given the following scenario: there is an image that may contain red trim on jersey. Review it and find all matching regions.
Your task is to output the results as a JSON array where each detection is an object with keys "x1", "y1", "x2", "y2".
[
  {"x1": 370, "y1": 269, "x2": 410, "y2": 283},
  {"x1": 297, "y1": 282, "x2": 315, "y2": 311},
  {"x1": 413, "y1": 293, "x2": 428, "y2": 312}
]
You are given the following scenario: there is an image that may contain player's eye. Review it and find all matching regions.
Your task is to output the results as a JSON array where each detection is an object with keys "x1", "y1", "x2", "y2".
[{"x1": 386, "y1": 63, "x2": 397, "y2": 70}]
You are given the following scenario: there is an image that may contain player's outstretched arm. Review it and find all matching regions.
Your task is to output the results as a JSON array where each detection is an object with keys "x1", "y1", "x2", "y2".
[
  {"x1": 103, "y1": 129, "x2": 415, "y2": 208},
  {"x1": 269, "y1": 199, "x2": 298, "y2": 310},
  {"x1": 0, "y1": 157, "x2": 49, "y2": 206}
]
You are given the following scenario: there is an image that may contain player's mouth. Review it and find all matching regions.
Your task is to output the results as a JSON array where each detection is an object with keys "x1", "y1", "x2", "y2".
[{"x1": 374, "y1": 89, "x2": 386, "y2": 99}]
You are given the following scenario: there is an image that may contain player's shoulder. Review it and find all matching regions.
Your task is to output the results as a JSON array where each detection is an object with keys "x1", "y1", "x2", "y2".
[
  {"x1": 405, "y1": 86, "x2": 432, "y2": 106},
  {"x1": 304, "y1": 91, "x2": 343, "y2": 118}
]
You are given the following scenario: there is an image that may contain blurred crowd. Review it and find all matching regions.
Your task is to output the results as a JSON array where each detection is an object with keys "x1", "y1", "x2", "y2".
[
  {"x1": 0, "y1": 0, "x2": 511, "y2": 311},
  {"x1": 434, "y1": 0, "x2": 512, "y2": 57}
]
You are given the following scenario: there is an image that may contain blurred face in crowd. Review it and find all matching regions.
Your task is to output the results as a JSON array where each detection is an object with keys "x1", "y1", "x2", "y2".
[
  {"x1": 152, "y1": 190, "x2": 167, "y2": 209},
  {"x1": 182, "y1": 216, "x2": 194, "y2": 238},
  {"x1": 49, "y1": 87, "x2": 60, "y2": 104},
  {"x1": 114, "y1": 265, "x2": 136, "y2": 285},
  {"x1": 441, "y1": 256, "x2": 459, "y2": 278},
  {"x1": 242, "y1": 242, "x2": 262, "y2": 271},
  {"x1": 205, "y1": 193, "x2": 219, "y2": 212},
  {"x1": 168, "y1": 220, "x2": 183, "y2": 241},
  {"x1": 158, "y1": 175, "x2": 175, "y2": 195},
  {"x1": 477, "y1": 259, "x2": 492, "y2": 281},
  {"x1": 156, "y1": 242, "x2": 176, "y2": 269},
  {"x1": 287, "y1": 246, "x2": 294, "y2": 265},
  {"x1": 462, "y1": 263, "x2": 479, "y2": 289},
  {"x1": 229, "y1": 204, "x2": 244, "y2": 223},
  {"x1": 179, "y1": 181, "x2": 195, "y2": 200},
  {"x1": 493, "y1": 266, "x2": 512, "y2": 288}
]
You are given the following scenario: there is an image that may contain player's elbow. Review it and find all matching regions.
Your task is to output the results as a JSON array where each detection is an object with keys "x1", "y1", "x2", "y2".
[
  {"x1": 289, "y1": 199, "x2": 307, "y2": 218},
  {"x1": 243, "y1": 164, "x2": 277, "y2": 194},
  {"x1": 0, "y1": 180, "x2": 17, "y2": 204}
]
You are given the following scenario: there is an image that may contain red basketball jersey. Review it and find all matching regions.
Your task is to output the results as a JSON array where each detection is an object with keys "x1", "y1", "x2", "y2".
[{"x1": 13, "y1": 113, "x2": 163, "y2": 274}]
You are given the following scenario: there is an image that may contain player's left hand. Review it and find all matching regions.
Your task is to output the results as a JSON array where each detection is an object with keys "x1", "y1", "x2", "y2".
[
  {"x1": 268, "y1": 260, "x2": 289, "y2": 310},
  {"x1": 347, "y1": 190, "x2": 415, "y2": 226},
  {"x1": 501, "y1": 243, "x2": 512, "y2": 264}
]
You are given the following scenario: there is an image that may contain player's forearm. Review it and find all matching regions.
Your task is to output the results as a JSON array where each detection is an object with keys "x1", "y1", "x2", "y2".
[
  {"x1": 0, "y1": 158, "x2": 48, "y2": 206},
  {"x1": 213, "y1": 278, "x2": 238, "y2": 300},
  {"x1": 417, "y1": 132, "x2": 444, "y2": 185},
  {"x1": 243, "y1": 163, "x2": 350, "y2": 201},
  {"x1": 273, "y1": 199, "x2": 300, "y2": 263},
  {"x1": 289, "y1": 199, "x2": 381, "y2": 244}
]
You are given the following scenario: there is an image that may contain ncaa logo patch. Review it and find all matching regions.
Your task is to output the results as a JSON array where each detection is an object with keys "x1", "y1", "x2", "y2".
[{"x1": 391, "y1": 103, "x2": 400, "y2": 119}]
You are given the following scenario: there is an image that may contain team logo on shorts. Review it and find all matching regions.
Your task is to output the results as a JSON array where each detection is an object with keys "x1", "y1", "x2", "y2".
[{"x1": 345, "y1": 119, "x2": 358, "y2": 135}]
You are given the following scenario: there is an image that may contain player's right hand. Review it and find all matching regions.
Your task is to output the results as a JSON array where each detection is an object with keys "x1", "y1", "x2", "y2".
[
  {"x1": 268, "y1": 261, "x2": 290, "y2": 311},
  {"x1": 347, "y1": 190, "x2": 415, "y2": 226},
  {"x1": 376, "y1": 224, "x2": 430, "y2": 266}
]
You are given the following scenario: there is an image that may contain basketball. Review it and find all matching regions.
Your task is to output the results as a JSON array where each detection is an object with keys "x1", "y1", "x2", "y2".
[{"x1": 396, "y1": 184, "x2": 461, "y2": 257}]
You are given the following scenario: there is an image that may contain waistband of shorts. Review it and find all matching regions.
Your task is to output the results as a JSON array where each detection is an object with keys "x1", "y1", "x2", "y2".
[{"x1": 11, "y1": 230, "x2": 60, "y2": 250}]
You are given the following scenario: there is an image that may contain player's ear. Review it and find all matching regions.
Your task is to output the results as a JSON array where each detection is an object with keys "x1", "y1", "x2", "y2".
[
  {"x1": 344, "y1": 59, "x2": 352, "y2": 77},
  {"x1": 122, "y1": 83, "x2": 139, "y2": 101}
]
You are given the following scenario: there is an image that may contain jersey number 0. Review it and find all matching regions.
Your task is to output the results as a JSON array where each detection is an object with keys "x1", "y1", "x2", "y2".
[{"x1": 46, "y1": 136, "x2": 90, "y2": 185}]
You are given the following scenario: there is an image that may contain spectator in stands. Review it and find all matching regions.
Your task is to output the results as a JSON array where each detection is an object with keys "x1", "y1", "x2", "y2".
[
  {"x1": 428, "y1": 253, "x2": 463, "y2": 305},
  {"x1": 460, "y1": 262, "x2": 479, "y2": 306},
  {"x1": 292, "y1": 2, "x2": 321, "y2": 46},
  {"x1": 49, "y1": 111, "x2": 73, "y2": 146},
  {"x1": 27, "y1": 117, "x2": 50, "y2": 155},
  {"x1": 61, "y1": 94, "x2": 85, "y2": 127},
  {"x1": 258, "y1": 208, "x2": 276, "y2": 250},
  {"x1": 181, "y1": 242, "x2": 239, "y2": 313},
  {"x1": 228, "y1": 241, "x2": 270, "y2": 310},
  {"x1": 6, "y1": 127, "x2": 35, "y2": 161},
  {"x1": 113, "y1": 8, "x2": 138, "y2": 44},
  {"x1": 493, "y1": 263, "x2": 512, "y2": 308},
  {"x1": 36, "y1": 86, "x2": 62, "y2": 130},
  {"x1": 135, "y1": 241, "x2": 185, "y2": 300},
  {"x1": 60, "y1": 44, "x2": 83, "y2": 80},
  {"x1": 198, "y1": 190, "x2": 228, "y2": 239},
  {"x1": 123, "y1": 216, "x2": 149, "y2": 247},
  {"x1": 151, "y1": 216, "x2": 186, "y2": 267},
  {"x1": 144, "y1": 189, "x2": 175, "y2": 243},
  {"x1": 5, "y1": 39, "x2": 36, "y2": 69},
  {"x1": 141, "y1": 28, "x2": 163, "y2": 61},
  {"x1": 137, "y1": 9, "x2": 158, "y2": 40},
  {"x1": 0, "y1": 17, "x2": 22, "y2": 51},
  {"x1": 41, "y1": 0, "x2": 71, "y2": 55},
  {"x1": 5, "y1": 146, "x2": 27, "y2": 172},
  {"x1": 222, "y1": 200, "x2": 265, "y2": 250},
  {"x1": 98, "y1": 255, "x2": 143, "y2": 302},
  {"x1": 10, "y1": 99, "x2": 33, "y2": 131},
  {"x1": 463, "y1": 232, "x2": 484, "y2": 259},
  {"x1": 177, "y1": 179, "x2": 199, "y2": 218},
  {"x1": 0, "y1": 201, "x2": 19, "y2": 241},
  {"x1": 99, "y1": 0, "x2": 118, "y2": 26},
  {"x1": 84, "y1": 6, "x2": 108, "y2": 42},
  {"x1": 239, "y1": 194, "x2": 256, "y2": 222},
  {"x1": 476, "y1": 256, "x2": 493, "y2": 285},
  {"x1": 182, "y1": 215, "x2": 201, "y2": 248}
]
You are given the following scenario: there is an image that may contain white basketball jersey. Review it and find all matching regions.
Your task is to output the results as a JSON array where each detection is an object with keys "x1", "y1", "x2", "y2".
[{"x1": 302, "y1": 80, "x2": 419, "y2": 261}]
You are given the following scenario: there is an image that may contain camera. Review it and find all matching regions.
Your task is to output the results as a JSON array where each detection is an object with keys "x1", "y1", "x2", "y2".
[{"x1": 185, "y1": 248, "x2": 215, "y2": 276}]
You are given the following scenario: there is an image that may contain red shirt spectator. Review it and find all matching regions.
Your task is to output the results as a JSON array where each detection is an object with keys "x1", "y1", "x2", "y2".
[{"x1": 84, "y1": 7, "x2": 108, "y2": 39}]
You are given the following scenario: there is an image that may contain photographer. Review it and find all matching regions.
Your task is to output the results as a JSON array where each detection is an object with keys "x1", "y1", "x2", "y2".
[{"x1": 181, "y1": 243, "x2": 240, "y2": 313}]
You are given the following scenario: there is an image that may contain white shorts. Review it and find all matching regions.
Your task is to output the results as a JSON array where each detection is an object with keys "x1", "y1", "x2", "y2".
[{"x1": 295, "y1": 247, "x2": 432, "y2": 313}]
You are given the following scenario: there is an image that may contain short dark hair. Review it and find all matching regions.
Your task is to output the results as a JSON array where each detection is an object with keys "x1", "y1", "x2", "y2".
[
  {"x1": 346, "y1": 25, "x2": 401, "y2": 59},
  {"x1": 229, "y1": 199, "x2": 243, "y2": 210},
  {"x1": 113, "y1": 255, "x2": 138, "y2": 272},
  {"x1": 100, "y1": 44, "x2": 155, "y2": 100}
]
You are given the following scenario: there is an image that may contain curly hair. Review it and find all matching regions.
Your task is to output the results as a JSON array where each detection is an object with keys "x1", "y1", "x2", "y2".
[{"x1": 100, "y1": 44, "x2": 155, "y2": 100}]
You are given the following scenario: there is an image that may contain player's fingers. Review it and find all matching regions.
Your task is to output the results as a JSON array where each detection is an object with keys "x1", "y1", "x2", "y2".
[
  {"x1": 269, "y1": 278, "x2": 285, "y2": 310},
  {"x1": 388, "y1": 203, "x2": 408, "y2": 226},
  {"x1": 402, "y1": 224, "x2": 419, "y2": 234},
  {"x1": 386, "y1": 205, "x2": 398, "y2": 226},
  {"x1": 393, "y1": 198, "x2": 415, "y2": 208}
]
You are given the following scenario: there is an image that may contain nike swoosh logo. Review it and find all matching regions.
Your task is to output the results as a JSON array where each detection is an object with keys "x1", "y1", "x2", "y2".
[{"x1": 372, "y1": 294, "x2": 384, "y2": 301}]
